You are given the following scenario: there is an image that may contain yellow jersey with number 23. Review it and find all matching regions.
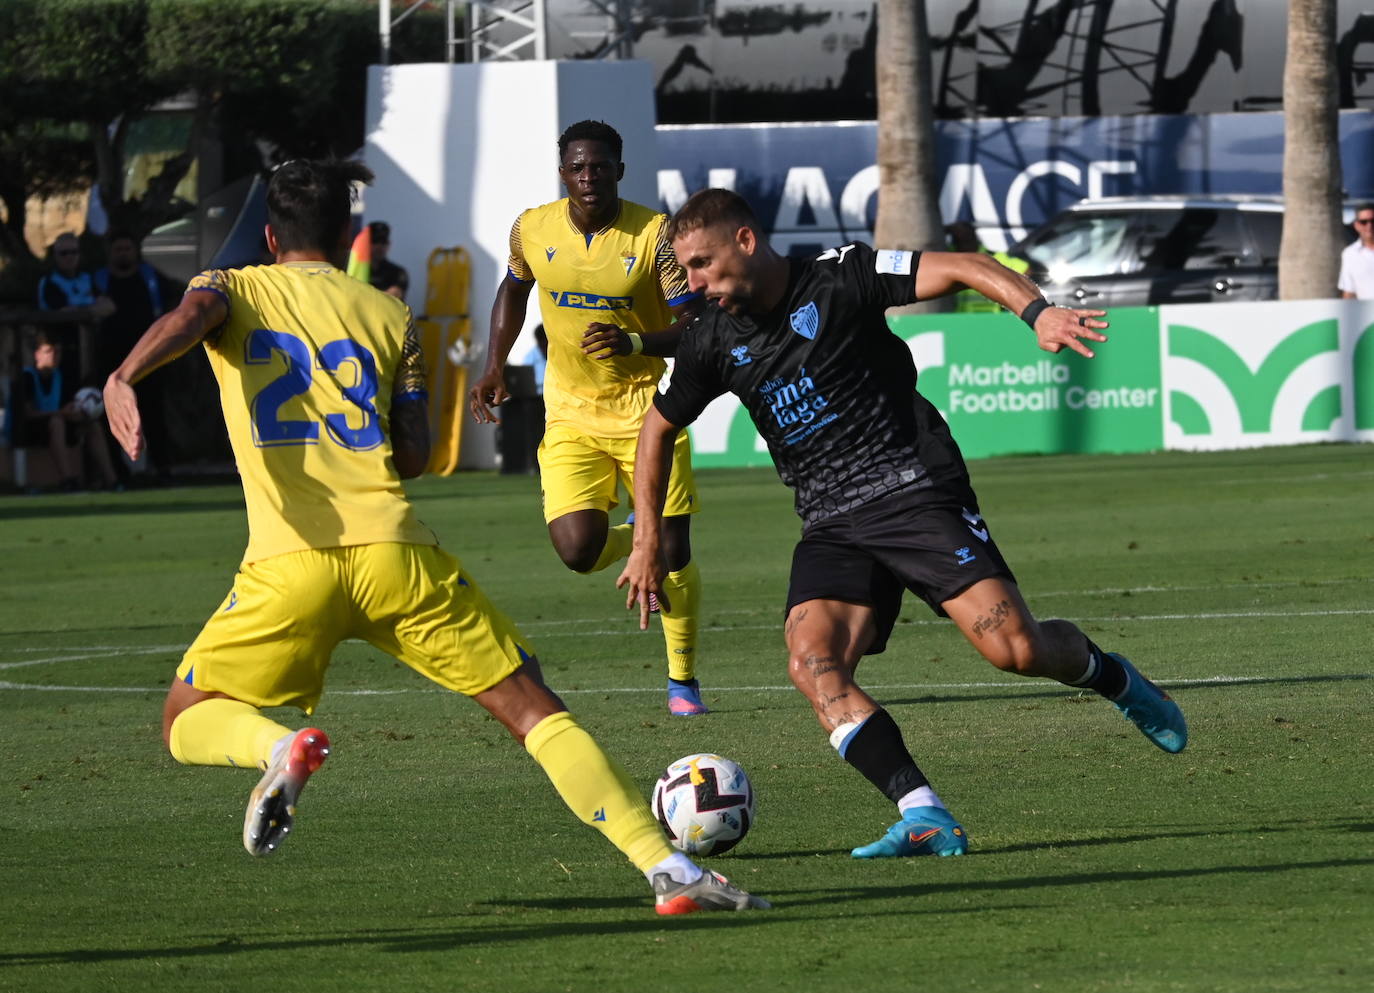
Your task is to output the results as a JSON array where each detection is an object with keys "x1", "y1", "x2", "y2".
[{"x1": 188, "y1": 262, "x2": 436, "y2": 565}]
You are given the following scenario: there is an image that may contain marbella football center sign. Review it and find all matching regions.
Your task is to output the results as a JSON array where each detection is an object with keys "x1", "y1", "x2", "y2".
[{"x1": 684, "y1": 300, "x2": 1374, "y2": 467}]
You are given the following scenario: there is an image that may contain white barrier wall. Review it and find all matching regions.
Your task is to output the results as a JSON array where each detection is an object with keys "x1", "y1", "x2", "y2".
[{"x1": 363, "y1": 61, "x2": 660, "y2": 468}]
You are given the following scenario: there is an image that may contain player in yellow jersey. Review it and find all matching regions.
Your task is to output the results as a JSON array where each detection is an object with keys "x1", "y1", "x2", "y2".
[
  {"x1": 102, "y1": 158, "x2": 765, "y2": 915},
  {"x1": 469, "y1": 120, "x2": 710, "y2": 716}
]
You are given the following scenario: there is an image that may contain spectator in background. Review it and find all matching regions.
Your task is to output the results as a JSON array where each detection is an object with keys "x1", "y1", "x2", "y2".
[
  {"x1": 37, "y1": 233, "x2": 115, "y2": 385},
  {"x1": 14, "y1": 332, "x2": 118, "y2": 492},
  {"x1": 367, "y1": 221, "x2": 410, "y2": 301},
  {"x1": 1338, "y1": 203, "x2": 1374, "y2": 300},
  {"x1": 945, "y1": 221, "x2": 1030, "y2": 314},
  {"x1": 523, "y1": 324, "x2": 548, "y2": 394},
  {"x1": 94, "y1": 231, "x2": 177, "y2": 482}
]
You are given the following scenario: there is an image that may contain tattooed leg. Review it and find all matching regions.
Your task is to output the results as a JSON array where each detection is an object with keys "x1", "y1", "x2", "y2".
[
  {"x1": 943, "y1": 576, "x2": 1096, "y2": 683},
  {"x1": 784, "y1": 599, "x2": 879, "y2": 733}
]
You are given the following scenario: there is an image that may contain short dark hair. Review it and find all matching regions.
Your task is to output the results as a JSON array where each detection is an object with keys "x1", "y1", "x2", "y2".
[
  {"x1": 667, "y1": 188, "x2": 762, "y2": 243},
  {"x1": 558, "y1": 120, "x2": 623, "y2": 161},
  {"x1": 1356, "y1": 203, "x2": 1374, "y2": 217},
  {"x1": 367, "y1": 220, "x2": 391, "y2": 244},
  {"x1": 267, "y1": 159, "x2": 374, "y2": 255}
]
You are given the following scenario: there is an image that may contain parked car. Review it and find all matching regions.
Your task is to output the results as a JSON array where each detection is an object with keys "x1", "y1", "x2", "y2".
[{"x1": 1005, "y1": 195, "x2": 1351, "y2": 308}]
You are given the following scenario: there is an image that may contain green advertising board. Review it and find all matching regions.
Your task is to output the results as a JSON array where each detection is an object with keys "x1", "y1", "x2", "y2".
[
  {"x1": 682, "y1": 300, "x2": 1372, "y2": 467},
  {"x1": 888, "y1": 308, "x2": 1164, "y2": 459},
  {"x1": 686, "y1": 307, "x2": 1166, "y2": 467}
]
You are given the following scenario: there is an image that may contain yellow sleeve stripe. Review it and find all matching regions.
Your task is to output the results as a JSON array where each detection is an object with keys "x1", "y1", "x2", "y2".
[
  {"x1": 507, "y1": 212, "x2": 534, "y2": 282},
  {"x1": 396, "y1": 310, "x2": 428, "y2": 398},
  {"x1": 653, "y1": 218, "x2": 695, "y2": 307}
]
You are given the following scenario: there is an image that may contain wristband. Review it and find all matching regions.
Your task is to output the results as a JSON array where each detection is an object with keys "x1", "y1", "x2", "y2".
[
  {"x1": 1022, "y1": 299, "x2": 1049, "y2": 329},
  {"x1": 626, "y1": 332, "x2": 644, "y2": 354},
  {"x1": 1020, "y1": 298, "x2": 1051, "y2": 329}
]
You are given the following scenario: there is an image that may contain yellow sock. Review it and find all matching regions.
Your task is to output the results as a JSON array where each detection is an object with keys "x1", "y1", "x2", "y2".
[
  {"x1": 524, "y1": 711, "x2": 674, "y2": 872},
  {"x1": 660, "y1": 559, "x2": 700, "y2": 682},
  {"x1": 587, "y1": 523, "x2": 634, "y2": 573},
  {"x1": 168, "y1": 698, "x2": 292, "y2": 771}
]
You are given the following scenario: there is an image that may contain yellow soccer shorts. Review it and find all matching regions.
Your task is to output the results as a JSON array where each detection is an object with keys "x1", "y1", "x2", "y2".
[
  {"x1": 537, "y1": 421, "x2": 699, "y2": 523},
  {"x1": 176, "y1": 543, "x2": 532, "y2": 713}
]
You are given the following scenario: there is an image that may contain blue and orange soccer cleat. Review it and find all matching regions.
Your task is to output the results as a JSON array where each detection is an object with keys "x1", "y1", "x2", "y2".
[
  {"x1": 667, "y1": 677, "x2": 709, "y2": 716},
  {"x1": 243, "y1": 727, "x2": 331, "y2": 856},
  {"x1": 851, "y1": 806, "x2": 969, "y2": 859},
  {"x1": 1109, "y1": 652, "x2": 1187, "y2": 753},
  {"x1": 653, "y1": 869, "x2": 771, "y2": 915}
]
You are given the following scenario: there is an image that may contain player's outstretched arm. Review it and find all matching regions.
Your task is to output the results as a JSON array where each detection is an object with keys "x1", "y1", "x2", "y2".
[
  {"x1": 469, "y1": 275, "x2": 534, "y2": 424},
  {"x1": 618, "y1": 406, "x2": 681, "y2": 630},
  {"x1": 914, "y1": 251, "x2": 1108, "y2": 358},
  {"x1": 104, "y1": 289, "x2": 226, "y2": 460}
]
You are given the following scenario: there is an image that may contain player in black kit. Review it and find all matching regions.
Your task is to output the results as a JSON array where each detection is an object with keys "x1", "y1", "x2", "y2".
[{"x1": 619, "y1": 189, "x2": 1187, "y2": 859}]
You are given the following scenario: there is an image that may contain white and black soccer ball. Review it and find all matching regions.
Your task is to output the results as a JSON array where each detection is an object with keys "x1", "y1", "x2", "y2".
[
  {"x1": 73, "y1": 386, "x2": 103, "y2": 420},
  {"x1": 651, "y1": 752, "x2": 754, "y2": 856}
]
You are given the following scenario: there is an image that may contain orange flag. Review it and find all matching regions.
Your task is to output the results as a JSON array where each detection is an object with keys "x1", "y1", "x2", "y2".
[{"x1": 346, "y1": 226, "x2": 372, "y2": 284}]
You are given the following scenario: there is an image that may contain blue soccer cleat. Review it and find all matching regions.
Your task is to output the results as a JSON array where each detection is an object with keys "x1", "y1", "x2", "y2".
[
  {"x1": 667, "y1": 677, "x2": 709, "y2": 716},
  {"x1": 1109, "y1": 652, "x2": 1187, "y2": 753},
  {"x1": 851, "y1": 806, "x2": 968, "y2": 859}
]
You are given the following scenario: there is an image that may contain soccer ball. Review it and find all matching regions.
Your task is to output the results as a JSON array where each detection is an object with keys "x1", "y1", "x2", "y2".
[
  {"x1": 73, "y1": 386, "x2": 103, "y2": 420},
  {"x1": 651, "y1": 753, "x2": 754, "y2": 856}
]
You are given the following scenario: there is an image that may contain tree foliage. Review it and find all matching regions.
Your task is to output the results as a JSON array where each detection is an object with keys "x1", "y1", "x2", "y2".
[{"x1": 0, "y1": 0, "x2": 444, "y2": 286}]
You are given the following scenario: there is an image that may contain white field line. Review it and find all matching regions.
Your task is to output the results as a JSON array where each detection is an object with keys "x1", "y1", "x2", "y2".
[
  {"x1": 3, "y1": 607, "x2": 1371, "y2": 672},
  {"x1": 2, "y1": 673, "x2": 1368, "y2": 698}
]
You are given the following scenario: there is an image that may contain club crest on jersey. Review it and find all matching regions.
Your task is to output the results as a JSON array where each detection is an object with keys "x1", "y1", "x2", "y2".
[
  {"x1": 790, "y1": 301, "x2": 819, "y2": 340},
  {"x1": 621, "y1": 254, "x2": 637, "y2": 276},
  {"x1": 545, "y1": 247, "x2": 557, "y2": 262},
  {"x1": 730, "y1": 345, "x2": 753, "y2": 366}
]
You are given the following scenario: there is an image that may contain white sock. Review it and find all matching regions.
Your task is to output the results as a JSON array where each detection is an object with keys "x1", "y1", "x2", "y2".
[
  {"x1": 645, "y1": 852, "x2": 703, "y2": 886},
  {"x1": 897, "y1": 785, "x2": 946, "y2": 816}
]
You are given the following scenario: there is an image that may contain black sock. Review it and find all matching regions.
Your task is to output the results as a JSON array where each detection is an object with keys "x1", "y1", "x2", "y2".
[
  {"x1": 1072, "y1": 640, "x2": 1128, "y2": 699},
  {"x1": 839, "y1": 709, "x2": 929, "y2": 805}
]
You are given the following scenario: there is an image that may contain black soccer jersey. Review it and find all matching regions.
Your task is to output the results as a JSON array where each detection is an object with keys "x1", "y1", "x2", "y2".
[{"x1": 656, "y1": 242, "x2": 975, "y2": 527}]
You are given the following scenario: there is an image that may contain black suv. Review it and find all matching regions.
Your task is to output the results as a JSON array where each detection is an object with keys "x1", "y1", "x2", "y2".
[{"x1": 1006, "y1": 195, "x2": 1345, "y2": 308}]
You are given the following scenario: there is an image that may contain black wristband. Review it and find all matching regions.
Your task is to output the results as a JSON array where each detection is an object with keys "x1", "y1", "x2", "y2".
[{"x1": 1020, "y1": 298, "x2": 1051, "y2": 329}]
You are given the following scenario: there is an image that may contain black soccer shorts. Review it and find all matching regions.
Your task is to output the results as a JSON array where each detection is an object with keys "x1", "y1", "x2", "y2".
[{"x1": 784, "y1": 485, "x2": 1016, "y2": 655}]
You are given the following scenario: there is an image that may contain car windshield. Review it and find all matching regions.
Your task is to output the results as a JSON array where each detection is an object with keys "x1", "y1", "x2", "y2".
[{"x1": 1014, "y1": 212, "x2": 1133, "y2": 282}]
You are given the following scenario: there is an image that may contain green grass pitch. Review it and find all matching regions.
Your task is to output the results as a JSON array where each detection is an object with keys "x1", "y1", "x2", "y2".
[{"x1": 2, "y1": 444, "x2": 1372, "y2": 992}]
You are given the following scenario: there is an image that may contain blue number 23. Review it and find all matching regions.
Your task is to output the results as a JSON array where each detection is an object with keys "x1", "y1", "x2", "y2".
[{"x1": 247, "y1": 328, "x2": 385, "y2": 451}]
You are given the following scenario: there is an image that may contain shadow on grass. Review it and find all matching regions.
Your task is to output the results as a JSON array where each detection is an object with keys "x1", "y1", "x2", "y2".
[
  {"x1": 0, "y1": 496, "x2": 246, "y2": 521},
  {"x1": 5, "y1": 854, "x2": 1373, "y2": 966}
]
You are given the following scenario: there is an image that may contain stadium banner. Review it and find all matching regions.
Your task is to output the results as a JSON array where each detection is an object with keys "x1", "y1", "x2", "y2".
[
  {"x1": 657, "y1": 112, "x2": 1374, "y2": 254},
  {"x1": 1161, "y1": 300, "x2": 1374, "y2": 451},
  {"x1": 683, "y1": 300, "x2": 1374, "y2": 466}
]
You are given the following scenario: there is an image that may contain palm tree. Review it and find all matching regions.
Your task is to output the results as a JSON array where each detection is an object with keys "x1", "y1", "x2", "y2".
[
  {"x1": 1279, "y1": 0, "x2": 1342, "y2": 300},
  {"x1": 874, "y1": 0, "x2": 945, "y2": 279}
]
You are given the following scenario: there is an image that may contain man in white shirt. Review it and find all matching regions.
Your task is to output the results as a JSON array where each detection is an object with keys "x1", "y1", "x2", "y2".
[{"x1": 1338, "y1": 203, "x2": 1374, "y2": 299}]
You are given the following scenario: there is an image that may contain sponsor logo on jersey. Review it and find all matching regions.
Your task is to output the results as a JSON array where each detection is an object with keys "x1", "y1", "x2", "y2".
[
  {"x1": 621, "y1": 254, "x2": 637, "y2": 276},
  {"x1": 545, "y1": 247, "x2": 557, "y2": 261},
  {"x1": 875, "y1": 249, "x2": 913, "y2": 275},
  {"x1": 955, "y1": 546, "x2": 976, "y2": 565},
  {"x1": 790, "y1": 301, "x2": 819, "y2": 340},
  {"x1": 547, "y1": 290, "x2": 634, "y2": 311},
  {"x1": 761, "y1": 367, "x2": 835, "y2": 444},
  {"x1": 730, "y1": 345, "x2": 753, "y2": 366}
]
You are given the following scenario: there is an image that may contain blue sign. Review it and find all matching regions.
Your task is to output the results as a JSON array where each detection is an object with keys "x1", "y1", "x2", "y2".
[{"x1": 657, "y1": 111, "x2": 1374, "y2": 253}]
